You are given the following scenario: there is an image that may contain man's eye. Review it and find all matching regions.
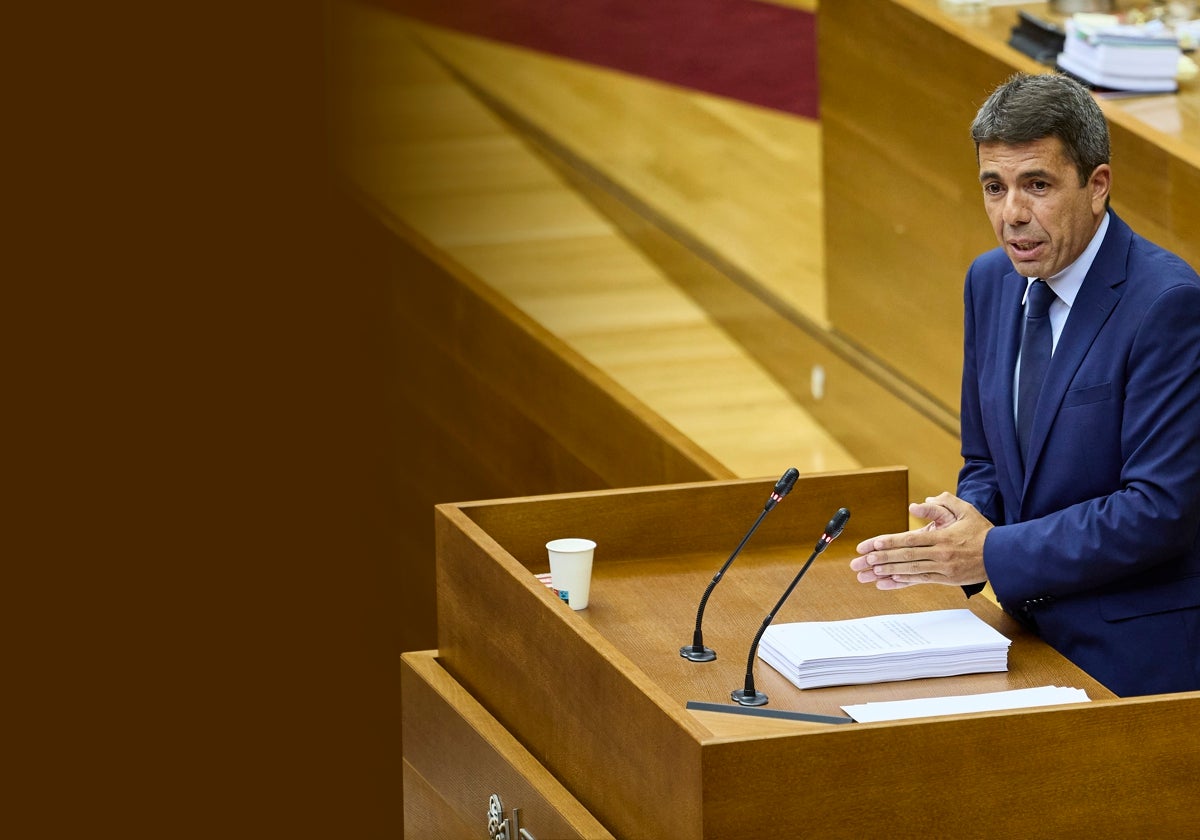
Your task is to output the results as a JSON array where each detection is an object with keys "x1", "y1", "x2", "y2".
[
  {"x1": 983, "y1": 183, "x2": 1002, "y2": 195},
  {"x1": 1030, "y1": 180, "x2": 1049, "y2": 190}
]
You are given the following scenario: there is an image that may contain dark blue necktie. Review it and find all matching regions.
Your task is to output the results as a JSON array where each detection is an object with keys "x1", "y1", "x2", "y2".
[{"x1": 1017, "y1": 279, "x2": 1056, "y2": 462}]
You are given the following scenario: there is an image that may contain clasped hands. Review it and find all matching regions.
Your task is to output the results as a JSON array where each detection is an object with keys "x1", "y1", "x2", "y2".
[{"x1": 850, "y1": 492, "x2": 991, "y2": 589}]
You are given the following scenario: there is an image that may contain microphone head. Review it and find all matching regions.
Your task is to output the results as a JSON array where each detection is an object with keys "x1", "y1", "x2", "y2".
[
  {"x1": 774, "y1": 467, "x2": 800, "y2": 498},
  {"x1": 825, "y1": 507, "x2": 851, "y2": 540},
  {"x1": 764, "y1": 468, "x2": 801, "y2": 512}
]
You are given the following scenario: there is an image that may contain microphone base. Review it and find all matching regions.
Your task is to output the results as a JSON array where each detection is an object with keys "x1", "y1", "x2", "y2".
[
  {"x1": 730, "y1": 688, "x2": 768, "y2": 706},
  {"x1": 680, "y1": 645, "x2": 716, "y2": 662}
]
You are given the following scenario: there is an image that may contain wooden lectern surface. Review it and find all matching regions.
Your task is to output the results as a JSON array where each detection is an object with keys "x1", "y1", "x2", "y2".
[
  {"x1": 579, "y1": 548, "x2": 1110, "y2": 722},
  {"x1": 424, "y1": 469, "x2": 1200, "y2": 838}
]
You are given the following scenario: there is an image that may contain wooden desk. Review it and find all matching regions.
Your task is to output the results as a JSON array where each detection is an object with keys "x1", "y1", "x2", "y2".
[
  {"x1": 821, "y1": 0, "x2": 1200, "y2": 417},
  {"x1": 406, "y1": 469, "x2": 1200, "y2": 838}
]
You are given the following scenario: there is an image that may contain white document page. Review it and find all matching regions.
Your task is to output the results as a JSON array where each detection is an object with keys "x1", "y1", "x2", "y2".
[
  {"x1": 764, "y1": 609, "x2": 1008, "y2": 660},
  {"x1": 842, "y1": 686, "x2": 1090, "y2": 722}
]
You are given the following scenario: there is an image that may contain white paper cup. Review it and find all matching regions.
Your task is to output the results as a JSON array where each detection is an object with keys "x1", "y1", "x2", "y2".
[{"x1": 546, "y1": 538, "x2": 596, "y2": 610}]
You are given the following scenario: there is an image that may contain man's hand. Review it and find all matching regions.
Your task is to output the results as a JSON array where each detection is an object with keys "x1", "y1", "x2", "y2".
[{"x1": 849, "y1": 492, "x2": 991, "y2": 589}]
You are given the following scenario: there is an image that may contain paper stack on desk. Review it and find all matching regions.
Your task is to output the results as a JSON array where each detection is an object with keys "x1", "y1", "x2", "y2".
[
  {"x1": 759, "y1": 609, "x2": 1011, "y2": 690},
  {"x1": 1056, "y1": 17, "x2": 1182, "y2": 93}
]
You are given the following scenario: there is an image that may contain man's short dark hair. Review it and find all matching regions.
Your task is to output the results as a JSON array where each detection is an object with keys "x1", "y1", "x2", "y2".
[{"x1": 971, "y1": 73, "x2": 1110, "y2": 186}]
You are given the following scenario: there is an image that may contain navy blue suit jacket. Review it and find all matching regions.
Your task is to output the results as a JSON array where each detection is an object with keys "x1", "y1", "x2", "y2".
[{"x1": 958, "y1": 211, "x2": 1200, "y2": 696}]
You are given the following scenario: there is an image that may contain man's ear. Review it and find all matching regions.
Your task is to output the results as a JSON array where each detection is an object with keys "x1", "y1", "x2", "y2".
[{"x1": 1090, "y1": 163, "x2": 1112, "y2": 212}]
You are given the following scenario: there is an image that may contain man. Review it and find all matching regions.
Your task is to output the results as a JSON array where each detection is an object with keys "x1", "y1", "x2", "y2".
[{"x1": 849, "y1": 73, "x2": 1200, "y2": 697}]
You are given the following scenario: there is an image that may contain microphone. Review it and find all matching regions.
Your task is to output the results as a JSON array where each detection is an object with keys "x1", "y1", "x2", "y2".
[
  {"x1": 731, "y1": 507, "x2": 850, "y2": 706},
  {"x1": 680, "y1": 468, "x2": 800, "y2": 662}
]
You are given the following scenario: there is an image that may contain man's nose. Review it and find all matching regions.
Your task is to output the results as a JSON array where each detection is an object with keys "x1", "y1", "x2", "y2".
[{"x1": 1003, "y1": 191, "x2": 1031, "y2": 226}]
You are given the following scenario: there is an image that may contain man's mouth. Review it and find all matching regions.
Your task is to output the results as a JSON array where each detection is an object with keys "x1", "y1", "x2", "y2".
[{"x1": 1009, "y1": 239, "x2": 1043, "y2": 259}]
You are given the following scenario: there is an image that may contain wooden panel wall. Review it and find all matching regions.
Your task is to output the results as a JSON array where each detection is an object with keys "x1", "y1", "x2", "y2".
[
  {"x1": 385, "y1": 207, "x2": 732, "y2": 655},
  {"x1": 821, "y1": 0, "x2": 1200, "y2": 418},
  {"x1": 1107, "y1": 121, "x2": 1200, "y2": 267},
  {"x1": 820, "y1": 0, "x2": 1035, "y2": 413},
  {"x1": 524, "y1": 131, "x2": 965, "y2": 503}
]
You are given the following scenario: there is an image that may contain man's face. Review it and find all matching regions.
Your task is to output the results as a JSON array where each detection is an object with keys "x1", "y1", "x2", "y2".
[{"x1": 978, "y1": 136, "x2": 1110, "y2": 279}]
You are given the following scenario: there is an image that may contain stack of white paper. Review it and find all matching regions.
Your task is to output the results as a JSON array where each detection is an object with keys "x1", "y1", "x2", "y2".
[
  {"x1": 1056, "y1": 18, "x2": 1181, "y2": 93},
  {"x1": 758, "y1": 609, "x2": 1011, "y2": 690}
]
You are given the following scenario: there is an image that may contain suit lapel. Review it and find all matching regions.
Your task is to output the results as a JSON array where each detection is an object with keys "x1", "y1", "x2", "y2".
[
  {"x1": 995, "y1": 270, "x2": 1027, "y2": 500},
  {"x1": 1022, "y1": 214, "x2": 1130, "y2": 496}
]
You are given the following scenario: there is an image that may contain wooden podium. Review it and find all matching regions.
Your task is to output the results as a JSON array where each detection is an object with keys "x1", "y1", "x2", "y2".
[{"x1": 403, "y1": 468, "x2": 1200, "y2": 838}]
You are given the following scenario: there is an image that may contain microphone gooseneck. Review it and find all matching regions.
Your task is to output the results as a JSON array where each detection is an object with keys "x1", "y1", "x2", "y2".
[
  {"x1": 679, "y1": 469, "x2": 800, "y2": 663},
  {"x1": 732, "y1": 507, "x2": 850, "y2": 706}
]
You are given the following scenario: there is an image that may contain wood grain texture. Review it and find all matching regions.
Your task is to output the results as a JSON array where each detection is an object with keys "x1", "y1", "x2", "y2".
[
  {"x1": 445, "y1": 471, "x2": 1109, "y2": 721},
  {"x1": 509, "y1": 111, "x2": 965, "y2": 500},
  {"x1": 821, "y1": 0, "x2": 1200, "y2": 416},
  {"x1": 393, "y1": 219, "x2": 733, "y2": 487},
  {"x1": 342, "y1": 0, "x2": 1200, "y2": 500},
  {"x1": 384, "y1": 210, "x2": 736, "y2": 657},
  {"x1": 402, "y1": 651, "x2": 614, "y2": 838},
  {"x1": 429, "y1": 475, "x2": 1200, "y2": 838},
  {"x1": 455, "y1": 468, "x2": 909, "y2": 567},
  {"x1": 405, "y1": 20, "x2": 829, "y2": 322},
  {"x1": 336, "y1": 3, "x2": 1200, "y2": 834},
  {"x1": 338, "y1": 3, "x2": 856, "y2": 483},
  {"x1": 436, "y1": 504, "x2": 707, "y2": 840},
  {"x1": 820, "y1": 0, "x2": 1030, "y2": 412},
  {"x1": 380, "y1": 5, "x2": 975, "y2": 503},
  {"x1": 402, "y1": 763, "x2": 477, "y2": 840},
  {"x1": 702, "y1": 694, "x2": 1200, "y2": 838}
]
